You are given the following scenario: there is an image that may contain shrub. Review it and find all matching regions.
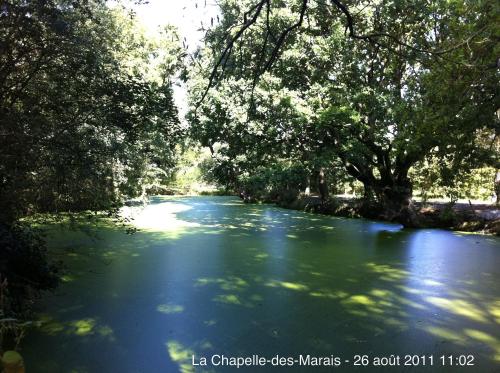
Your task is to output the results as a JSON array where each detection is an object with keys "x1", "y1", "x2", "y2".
[{"x1": 0, "y1": 224, "x2": 59, "y2": 317}]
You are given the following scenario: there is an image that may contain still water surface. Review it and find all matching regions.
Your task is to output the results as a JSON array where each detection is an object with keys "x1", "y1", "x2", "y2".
[{"x1": 22, "y1": 196, "x2": 500, "y2": 372}]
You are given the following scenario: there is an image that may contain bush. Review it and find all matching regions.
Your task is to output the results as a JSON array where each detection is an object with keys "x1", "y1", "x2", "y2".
[
  {"x1": 238, "y1": 164, "x2": 308, "y2": 203},
  {"x1": 439, "y1": 204, "x2": 458, "y2": 226},
  {"x1": 0, "y1": 224, "x2": 59, "y2": 317}
]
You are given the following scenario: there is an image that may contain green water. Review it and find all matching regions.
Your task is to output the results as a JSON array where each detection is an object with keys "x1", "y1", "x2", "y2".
[{"x1": 21, "y1": 196, "x2": 500, "y2": 372}]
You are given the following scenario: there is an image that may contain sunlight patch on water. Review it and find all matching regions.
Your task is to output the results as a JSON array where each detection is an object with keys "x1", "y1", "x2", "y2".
[
  {"x1": 425, "y1": 297, "x2": 488, "y2": 323},
  {"x1": 72, "y1": 319, "x2": 96, "y2": 336},
  {"x1": 309, "y1": 290, "x2": 348, "y2": 299},
  {"x1": 157, "y1": 303, "x2": 184, "y2": 314},
  {"x1": 464, "y1": 329, "x2": 500, "y2": 361},
  {"x1": 488, "y1": 300, "x2": 500, "y2": 324},
  {"x1": 425, "y1": 326, "x2": 466, "y2": 344},
  {"x1": 195, "y1": 276, "x2": 249, "y2": 291},
  {"x1": 37, "y1": 315, "x2": 115, "y2": 341},
  {"x1": 265, "y1": 280, "x2": 309, "y2": 291},
  {"x1": 343, "y1": 295, "x2": 376, "y2": 306},
  {"x1": 213, "y1": 294, "x2": 242, "y2": 305},
  {"x1": 166, "y1": 341, "x2": 194, "y2": 373},
  {"x1": 422, "y1": 279, "x2": 444, "y2": 287},
  {"x1": 121, "y1": 202, "x2": 200, "y2": 232}
]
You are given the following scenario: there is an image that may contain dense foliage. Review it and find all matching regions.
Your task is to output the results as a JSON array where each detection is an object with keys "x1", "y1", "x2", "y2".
[
  {"x1": 188, "y1": 0, "x2": 499, "y2": 224},
  {"x1": 0, "y1": 0, "x2": 183, "y2": 320}
]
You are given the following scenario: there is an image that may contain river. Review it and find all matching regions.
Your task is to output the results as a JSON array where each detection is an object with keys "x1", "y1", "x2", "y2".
[{"x1": 21, "y1": 196, "x2": 500, "y2": 372}]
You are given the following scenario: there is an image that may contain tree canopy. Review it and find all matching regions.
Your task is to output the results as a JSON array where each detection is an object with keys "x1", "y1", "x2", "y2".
[
  {"x1": 0, "y1": 0, "x2": 184, "y2": 318},
  {"x1": 0, "y1": 0, "x2": 184, "y2": 223},
  {"x1": 187, "y1": 0, "x2": 499, "y2": 224}
]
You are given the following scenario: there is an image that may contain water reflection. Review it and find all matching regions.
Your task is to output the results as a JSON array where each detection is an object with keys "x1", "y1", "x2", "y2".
[{"x1": 21, "y1": 196, "x2": 500, "y2": 372}]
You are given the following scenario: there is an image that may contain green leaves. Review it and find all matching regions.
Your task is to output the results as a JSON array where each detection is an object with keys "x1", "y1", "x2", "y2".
[
  {"x1": 187, "y1": 0, "x2": 498, "y2": 210},
  {"x1": 0, "y1": 1, "x2": 183, "y2": 222}
]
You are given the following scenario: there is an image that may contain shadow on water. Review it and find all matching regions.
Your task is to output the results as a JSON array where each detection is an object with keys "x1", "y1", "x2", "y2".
[{"x1": 21, "y1": 196, "x2": 500, "y2": 372}]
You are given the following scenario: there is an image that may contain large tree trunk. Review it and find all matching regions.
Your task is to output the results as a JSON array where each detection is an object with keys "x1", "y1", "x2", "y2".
[
  {"x1": 348, "y1": 162, "x2": 418, "y2": 226},
  {"x1": 359, "y1": 179, "x2": 416, "y2": 225},
  {"x1": 318, "y1": 167, "x2": 329, "y2": 201},
  {"x1": 362, "y1": 183, "x2": 375, "y2": 202},
  {"x1": 338, "y1": 140, "x2": 422, "y2": 227},
  {"x1": 494, "y1": 169, "x2": 500, "y2": 205},
  {"x1": 373, "y1": 178, "x2": 418, "y2": 227}
]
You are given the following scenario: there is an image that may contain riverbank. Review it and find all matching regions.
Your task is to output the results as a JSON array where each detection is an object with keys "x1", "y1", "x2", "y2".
[
  {"x1": 160, "y1": 191, "x2": 500, "y2": 235},
  {"x1": 276, "y1": 195, "x2": 500, "y2": 236}
]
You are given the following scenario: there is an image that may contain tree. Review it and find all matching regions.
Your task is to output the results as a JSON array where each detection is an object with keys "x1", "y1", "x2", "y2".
[
  {"x1": 189, "y1": 0, "x2": 499, "y2": 225},
  {"x1": 0, "y1": 0, "x2": 184, "y2": 318},
  {"x1": 0, "y1": 1, "x2": 184, "y2": 221}
]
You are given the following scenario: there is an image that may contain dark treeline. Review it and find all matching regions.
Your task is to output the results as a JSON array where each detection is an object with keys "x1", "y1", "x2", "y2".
[{"x1": 0, "y1": 0, "x2": 183, "y2": 333}]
